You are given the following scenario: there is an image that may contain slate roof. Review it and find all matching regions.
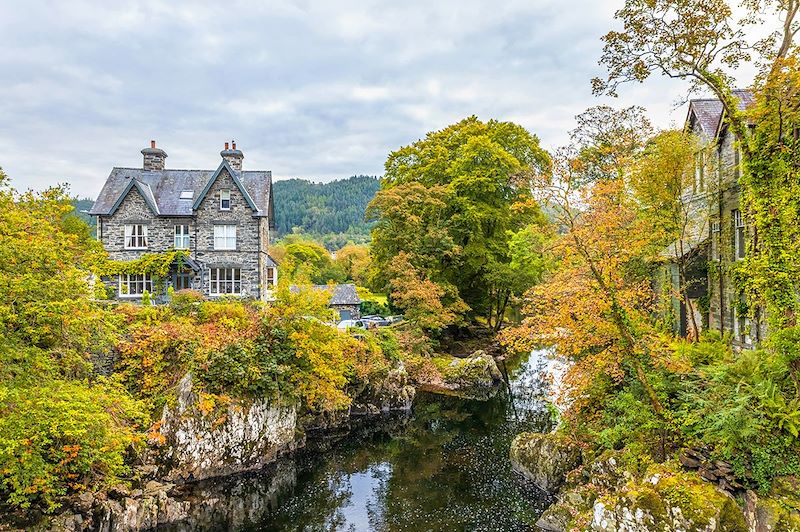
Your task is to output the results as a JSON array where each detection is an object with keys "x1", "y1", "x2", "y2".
[
  {"x1": 687, "y1": 89, "x2": 753, "y2": 139},
  {"x1": 289, "y1": 283, "x2": 362, "y2": 305},
  {"x1": 90, "y1": 160, "x2": 272, "y2": 218},
  {"x1": 314, "y1": 283, "x2": 361, "y2": 305}
]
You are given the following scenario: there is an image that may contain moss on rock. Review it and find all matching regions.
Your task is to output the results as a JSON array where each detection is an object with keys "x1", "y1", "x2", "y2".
[{"x1": 510, "y1": 431, "x2": 582, "y2": 493}]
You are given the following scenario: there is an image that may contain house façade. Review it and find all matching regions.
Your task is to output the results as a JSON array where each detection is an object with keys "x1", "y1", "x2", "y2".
[{"x1": 90, "y1": 140, "x2": 278, "y2": 300}]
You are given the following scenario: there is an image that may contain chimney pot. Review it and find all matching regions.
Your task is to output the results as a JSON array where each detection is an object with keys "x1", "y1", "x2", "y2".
[
  {"x1": 142, "y1": 141, "x2": 167, "y2": 171},
  {"x1": 220, "y1": 140, "x2": 243, "y2": 171}
]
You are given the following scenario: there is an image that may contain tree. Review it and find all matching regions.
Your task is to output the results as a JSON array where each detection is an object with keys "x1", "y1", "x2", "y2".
[
  {"x1": 593, "y1": 0, "x2": 799, "y2": 161},
  {"x1": 630, "y1": 130, "x2": 709, "y2": 340},
  {"x1": 368, "y1": 116, "x2": 550, "y2": 330},
  {"x1": 270, "y1": 235, "x2": 345, "y2": 285},
  {"x1": 334, "y1": 244, "x2": 370, "y2": 285},
  {"x1": 504, "y1": 107, "x2": 667, "y2": 424},
  {"x1": 594, "y1": 0, "x2": 800, "y2": 330},
  {"x1": 0, "y1": 170, "x2": 146, "y2": 511}
]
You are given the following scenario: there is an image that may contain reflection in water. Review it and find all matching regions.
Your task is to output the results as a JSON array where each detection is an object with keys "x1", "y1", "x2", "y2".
[{"x1": 260, "y1": 348, "x2": 557, "y2": 531}]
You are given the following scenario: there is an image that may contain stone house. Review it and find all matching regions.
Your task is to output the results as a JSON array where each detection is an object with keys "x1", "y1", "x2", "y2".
[
  {"x1": 90, "y1": 141, "x2": 278, "y2": 301},
  {"x1": 658, "y1": 90, "x2": 762, "y2": 347},
  {"x1": 289, "y1": 283, "x2": 362, "y2": 320}
]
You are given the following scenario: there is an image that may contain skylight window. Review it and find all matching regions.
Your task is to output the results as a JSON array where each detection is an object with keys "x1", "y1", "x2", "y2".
[{"x1": 179, "y1": 190, "x2": 193, "y2": 200}]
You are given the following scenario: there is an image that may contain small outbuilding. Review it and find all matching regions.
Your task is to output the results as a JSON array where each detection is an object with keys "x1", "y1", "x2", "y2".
[{"x1": 290, "y1": 283, "x2": 362, "y2": 320}]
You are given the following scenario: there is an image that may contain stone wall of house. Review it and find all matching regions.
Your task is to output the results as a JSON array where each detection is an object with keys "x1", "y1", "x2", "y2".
[
  {"x1": 194, "y1": 168, "x2": 262, "y2": 299},
  {"x1": 99, "y1": 168, "x2": 266, "y2": 300},
  {"x1": 706, "y1": 128, "x2": 766, "y2": 347},
  {"x1": 258, "y1": 217, "x2": 272, "y2": 301},
  {"x1": 99, "y1": 187, "x2": 200, "y2": 298}
]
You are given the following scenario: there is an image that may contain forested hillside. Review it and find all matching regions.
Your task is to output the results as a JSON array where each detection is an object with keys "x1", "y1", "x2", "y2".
[{"x1": 273, "y1": 175, "x2": 379, "y2": 248}]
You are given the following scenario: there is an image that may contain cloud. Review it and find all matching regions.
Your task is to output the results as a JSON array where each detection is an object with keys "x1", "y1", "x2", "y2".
[{"x1": 0, "y1": 0, "x2": 753, "y2": 197}]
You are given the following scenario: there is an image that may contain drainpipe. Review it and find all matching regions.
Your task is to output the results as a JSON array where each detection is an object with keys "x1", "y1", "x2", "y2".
[{"x1": 718, "y1": 144, "x2": 725, "y2": 332}]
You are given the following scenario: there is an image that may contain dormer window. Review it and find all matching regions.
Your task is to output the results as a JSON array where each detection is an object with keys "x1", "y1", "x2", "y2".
[
  {"x1": 220, "y1": 190, "x2": 231, "y2": 210},
  {"x1": 179, "y1": 190, "x2": 193, "y2": 200}
]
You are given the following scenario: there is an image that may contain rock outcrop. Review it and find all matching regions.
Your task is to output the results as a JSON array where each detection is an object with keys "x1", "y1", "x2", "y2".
[
  {"x1": 532, "y1": 450, "x2": 753, "y2": 532},
  {"x1": 414, "y1": 351, "x2": 505, "y2": 400},
  {"x1": 744, "y1": 477, "x2": 800, "y2": 531},
  {"x1": 42, "y1": 460, "x2": 297, "y2": 532},
  {"x1": 509, "y1": 432, "x2": 581, "y2": 493},
  {"x1": 350, "y1": 364, "x2": 416, "y2": 416},
  {"x1": 156, "y1": 373, "x2": 299, "y2": 483}
]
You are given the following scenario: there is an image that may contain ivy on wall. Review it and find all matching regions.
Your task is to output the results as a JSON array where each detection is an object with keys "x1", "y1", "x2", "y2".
[{"x1": 736, "y1": 55, "x2": 800, "y2": 329}]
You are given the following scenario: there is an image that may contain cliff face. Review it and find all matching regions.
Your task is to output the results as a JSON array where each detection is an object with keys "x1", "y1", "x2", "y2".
[
  {"x1": 36, "y1": 365, "x2": 417, "y2": 531},
  {"x1": 156, "y1": 374, "x2": 299, "y2": 483}
]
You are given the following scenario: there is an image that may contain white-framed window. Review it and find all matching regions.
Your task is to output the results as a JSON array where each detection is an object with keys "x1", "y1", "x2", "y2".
[
  {"x1": 220, "y1": 190, "x2": 231, "y2": 210},
  {"x1": 174, "y1": 224, "x2": 190, "y2": 249},
  {"x1": 179, "y1": 190, "x2": 193, "y2": 200},
  {"x1": 210, "y1": 267, "x2": 241, "y2": 295},
  {"x1": 213, "y1": 225, "x2": 237, "y2": 250},
  {"x1": 733, "y1": 209, "x2": 745, "y2": 260},
  {"x1": 124, "y1": 224, "x2": 148, "y2": 249},
  {"x1": 119, "y1": 274, "x2": 153, "y2": 297},
  {"x1": 266, "y1": 266, "x2": 277, "y2": 288}
]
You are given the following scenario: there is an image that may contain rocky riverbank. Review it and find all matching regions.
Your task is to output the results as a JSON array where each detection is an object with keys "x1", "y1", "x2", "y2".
[
  {"x1": 406, "y1": 350, "x2": 506, "y2": 400},
  {"x1": 510, "y1": 431, "x2": 800, "y2": 531},
  {"x1": 23, "y1": 364, "x2": 417, "y2": 532}
]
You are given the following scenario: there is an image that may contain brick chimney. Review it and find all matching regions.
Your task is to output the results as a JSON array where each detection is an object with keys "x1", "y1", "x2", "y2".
[
  {"x1": 220, "y1": 139, "x2": 243, "y2": 171},
  {"x1": 141, "y1": 140, "x2": 167, "y2": 171}
]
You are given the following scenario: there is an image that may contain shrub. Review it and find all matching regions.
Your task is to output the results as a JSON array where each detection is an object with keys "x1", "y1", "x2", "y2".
[{"x1": 0, "y1": 346, "x2": 146, "y2": 512}]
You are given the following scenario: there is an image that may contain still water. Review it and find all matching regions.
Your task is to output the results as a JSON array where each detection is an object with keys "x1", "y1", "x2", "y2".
[
  {"x1": 168, "y1": 349, "x2": 558, "y2": 531},
  {"x1": 261, "y1": 349, "x2": 556, "y2": 531}
]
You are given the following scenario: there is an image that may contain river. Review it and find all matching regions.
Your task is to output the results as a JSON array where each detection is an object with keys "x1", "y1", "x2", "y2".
[{"x1": 166, "y1": 349, "x2": 559, "y2": 531}]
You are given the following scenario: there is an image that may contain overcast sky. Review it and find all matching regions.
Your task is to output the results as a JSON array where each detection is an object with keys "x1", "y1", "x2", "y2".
[{"x1": 0, "y1": 1, "x2": 742, "y2": 198}]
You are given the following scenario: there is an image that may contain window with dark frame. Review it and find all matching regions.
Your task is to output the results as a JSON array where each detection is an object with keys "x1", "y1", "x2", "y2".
[{"x1": 220, "y1": 190, "x2": 231, "y2": 210}]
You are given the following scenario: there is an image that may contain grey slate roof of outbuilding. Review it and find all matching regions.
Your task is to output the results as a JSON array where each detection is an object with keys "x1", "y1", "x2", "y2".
[
  {"x1": 289, "y1": 283, "x2": 362, "y2": 305},
  {"x1": 89, "y1": 161, "x2": 272, "y2": 218},
  {"x1": 687, "y1": 89, "x2": 753, "y2": 138}
]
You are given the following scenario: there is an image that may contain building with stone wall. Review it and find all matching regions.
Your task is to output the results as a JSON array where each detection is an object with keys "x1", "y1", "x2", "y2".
[
  {"x1": 90, "y1": 141, "x2": 278, "y2": 301},
  {"x1": 658, "y1": 91, "x2": 762, "y2": 348}
]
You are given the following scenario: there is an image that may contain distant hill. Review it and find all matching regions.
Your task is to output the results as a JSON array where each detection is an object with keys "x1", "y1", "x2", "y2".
[
  {"x1": 70, "y1": 198, "x2": 95, "y2": 225},
  {"x1": 273, "y1": 175, "x2": 380, "y2": 248}
]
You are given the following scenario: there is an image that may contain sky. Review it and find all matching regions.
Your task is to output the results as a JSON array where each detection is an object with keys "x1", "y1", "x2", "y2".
[{"x1": 0, "y1": 0, "x2": 744, "y2": 198}]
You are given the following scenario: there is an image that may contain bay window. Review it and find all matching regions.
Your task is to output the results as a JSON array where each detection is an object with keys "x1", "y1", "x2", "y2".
[
  {"x1": 119, "y1": 274, "x2": 153, "y2": 297},
  {"x1": 210, "y1": 268, "x2": 241, "y2": 295}
]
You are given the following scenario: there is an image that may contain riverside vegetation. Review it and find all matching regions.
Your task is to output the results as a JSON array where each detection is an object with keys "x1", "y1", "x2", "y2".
[{"x1": 3, "y1": 1, "x2": 800, "y2": 529}]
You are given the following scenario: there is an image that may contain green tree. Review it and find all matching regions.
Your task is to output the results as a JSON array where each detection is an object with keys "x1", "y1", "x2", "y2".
[
  {"x1": 368, "y1": 116, "x2": 550, "y2": 330},
  {"x1": 270, "y1": 235, "x2": 346, "y2": 285}
]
